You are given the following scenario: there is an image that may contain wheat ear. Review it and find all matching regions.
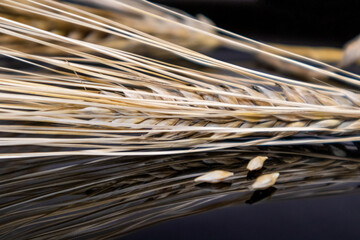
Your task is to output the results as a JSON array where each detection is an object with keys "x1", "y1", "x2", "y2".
[{"x1": 0, "y1": 0, "x2": 359, "y2": 158}]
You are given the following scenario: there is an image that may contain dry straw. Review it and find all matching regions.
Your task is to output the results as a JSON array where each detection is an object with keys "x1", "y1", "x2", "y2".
[{"x1": 0, "y1": 0, "x2": 359, "y2": 159}]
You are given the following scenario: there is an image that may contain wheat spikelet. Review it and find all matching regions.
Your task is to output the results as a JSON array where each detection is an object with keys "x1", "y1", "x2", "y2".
[{"x1": 0, "y1": 0, "x2": 359, "y2": 159}]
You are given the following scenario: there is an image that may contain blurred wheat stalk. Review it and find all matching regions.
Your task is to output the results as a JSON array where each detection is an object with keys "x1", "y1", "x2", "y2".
[{"x1": 0, "y1": 0, "x2": 359, "y2": 159}]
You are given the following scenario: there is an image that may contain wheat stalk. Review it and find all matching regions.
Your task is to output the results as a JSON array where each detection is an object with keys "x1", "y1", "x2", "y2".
[{"x1": 0, "y1": 0, "x2": 359, "y2": 159}]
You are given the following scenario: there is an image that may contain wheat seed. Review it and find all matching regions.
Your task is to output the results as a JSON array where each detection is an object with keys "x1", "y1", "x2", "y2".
[
  {"x1": 251, "y1": 173, "x2": 280, "y2": 190},
  {"x1": 194, "y1": 170, "x2": 234, "y2": 183},
  {"x1": 247, "y1": 156, "x2": 268, "y2": 171}
]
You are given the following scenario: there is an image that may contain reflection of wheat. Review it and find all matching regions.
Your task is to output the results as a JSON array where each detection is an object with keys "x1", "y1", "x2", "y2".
[
  {"x1": 1, "y1": 143, "x2": 359, "y2": 238},
  {"x1": 0, "y1": 0, "x2": 359, "y2": 159}
]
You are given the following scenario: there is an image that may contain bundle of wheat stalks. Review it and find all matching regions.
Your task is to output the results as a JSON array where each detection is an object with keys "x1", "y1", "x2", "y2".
[{"x1": 0, "y1": 0, "x2": 360, "y2": 158}]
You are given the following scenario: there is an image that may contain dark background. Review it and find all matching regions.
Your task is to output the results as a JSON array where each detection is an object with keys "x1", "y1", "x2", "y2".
[
  {"x1": 122, "y1": 1, "x2": 360, "y2": 239},
  {"x1": 153, "y1": 0, "x2": 360, "y2": 47},
  {"x1": 123, "y1": 193, "x2": 360, "y2": 240}
]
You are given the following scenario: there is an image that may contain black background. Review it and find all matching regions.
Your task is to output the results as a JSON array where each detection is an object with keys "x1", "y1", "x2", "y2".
[{"x1": 153, "y1": 0, "x2": 360, "y2": 47}]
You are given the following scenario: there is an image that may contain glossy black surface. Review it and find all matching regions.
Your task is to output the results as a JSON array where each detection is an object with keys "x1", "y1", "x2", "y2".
[
  {"x1": 2, "y1": 144, "x2": 360, "y2": 239},
  {"x1": 123, "y1": 193, "x2": 360, "y2": 240}
]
